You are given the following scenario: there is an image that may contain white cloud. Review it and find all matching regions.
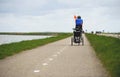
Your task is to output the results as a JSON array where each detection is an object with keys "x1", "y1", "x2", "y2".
[{"x1": 0, "y1": 0, "x2": 120, "y2": 32}]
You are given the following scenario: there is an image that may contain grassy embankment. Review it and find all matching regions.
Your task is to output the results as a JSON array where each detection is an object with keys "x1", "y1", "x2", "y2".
[
  {"x1": 86, "y1": 33, "x2": 120, "y2": 77},
  {"x1": 0, "y1": 33, "x2": 72, "y2": 59}
]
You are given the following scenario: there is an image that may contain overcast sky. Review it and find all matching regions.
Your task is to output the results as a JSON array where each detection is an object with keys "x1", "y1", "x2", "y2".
[{"x1": 0, "y1": 0, "x2": 120, "y2": 32}]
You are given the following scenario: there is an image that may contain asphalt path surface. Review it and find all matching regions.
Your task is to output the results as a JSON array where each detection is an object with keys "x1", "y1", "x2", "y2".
[{"x1": 0, "y1": 34, "x2": 109, "y2": 77}]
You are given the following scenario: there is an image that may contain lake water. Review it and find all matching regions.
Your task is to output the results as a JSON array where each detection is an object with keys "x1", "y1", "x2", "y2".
[{"x1": 0, "y1": 35, "x2": 52, "y2": 45}]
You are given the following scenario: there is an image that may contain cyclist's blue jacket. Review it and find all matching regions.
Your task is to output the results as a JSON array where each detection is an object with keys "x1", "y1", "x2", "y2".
[{"x1": 76, "y1": 18, "x2": 83, "y2": 26}]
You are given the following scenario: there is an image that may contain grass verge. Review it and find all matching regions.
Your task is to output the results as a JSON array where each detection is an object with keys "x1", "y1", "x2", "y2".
[
  {"x1": 86, "y1": 33, "x2": 120, "y2": 77},
  {"x1": 0, "y1": 33, "x2": 72, "y2": 59}
]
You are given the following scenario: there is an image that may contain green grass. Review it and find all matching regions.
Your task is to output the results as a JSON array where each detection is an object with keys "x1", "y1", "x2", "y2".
[
  {"x1": 0, "y1": 33, "x2": 72, "y2": 59},
  {"x1": 86, "y1": 33, "x2": 120, "y2": 77}
]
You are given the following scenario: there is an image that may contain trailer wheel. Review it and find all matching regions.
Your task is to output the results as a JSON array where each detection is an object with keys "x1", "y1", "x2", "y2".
[
  {"x1": 71, "y1": 37, "x2": 74, "y2": 46},
  {"x1": 81, "y1": 37, "x2": 84, "y2": 46}
]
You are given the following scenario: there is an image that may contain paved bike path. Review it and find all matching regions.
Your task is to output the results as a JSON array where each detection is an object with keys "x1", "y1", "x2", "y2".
[{"x1": 0, "y1": 34, "x2": 109, "y2": 77}]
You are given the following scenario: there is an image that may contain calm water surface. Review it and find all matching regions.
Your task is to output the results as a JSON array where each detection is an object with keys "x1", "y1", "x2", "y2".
[{"x1": 0, "y1": 35, "x2": 51, "y2": 45}]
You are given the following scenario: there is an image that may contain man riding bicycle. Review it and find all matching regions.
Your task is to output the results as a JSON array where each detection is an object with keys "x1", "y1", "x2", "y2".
[{"x1": 71, "y1": 15, "x2": 84, "y2": 45}]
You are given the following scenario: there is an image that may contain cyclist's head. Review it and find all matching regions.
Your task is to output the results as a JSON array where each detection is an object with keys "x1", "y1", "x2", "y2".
[{"x1": 77, "y1": 16, "x2": 81, "y2": 19}]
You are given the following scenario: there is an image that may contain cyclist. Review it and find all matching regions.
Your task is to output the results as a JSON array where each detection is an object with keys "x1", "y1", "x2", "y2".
[{"x1": 75, "y1": 16, "x2": 83, "y2": 31}]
